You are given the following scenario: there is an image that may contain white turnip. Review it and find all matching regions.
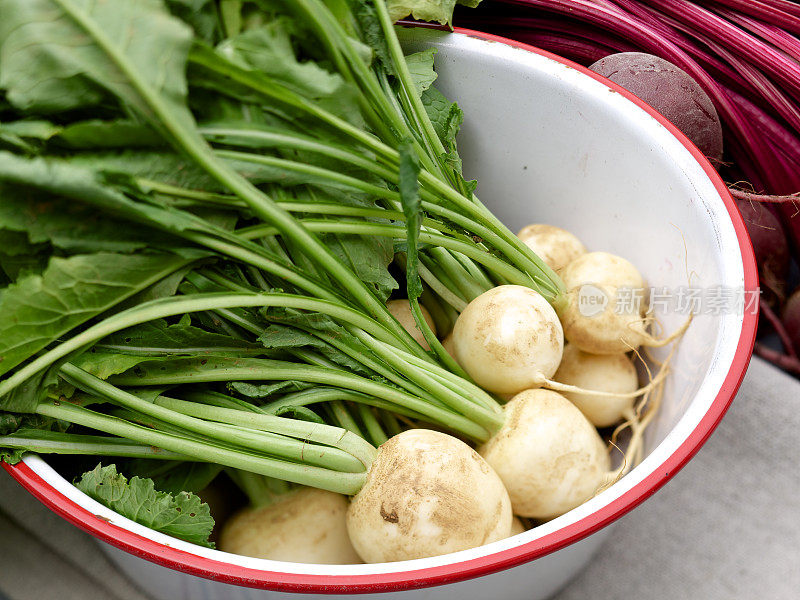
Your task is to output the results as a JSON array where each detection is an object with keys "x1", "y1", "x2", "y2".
[
  {"x1": 559, "y1": 252, "x2": 648, "y2": 354},
  {"x1": 220, "y1": 487, "x2": 362, "y2": 564},
  {"x1": 346, "y1": 429, "x2": 512, "y2": 563},
  {"x1": 517, "y1": 224, "x2": 586, "y2": 273},
  {"x1": 479, "y1": 389, "x2": 610, "y2": 520},
  {"x1": 441, "y1": 332, "x2": 456, "y2": 361},
  {"x1": 452, "y1": 285, "x2": 563, "y2": 395},
  {"x1": 387, "y1": 299, "x2": 437, "y2": 351},
  {"x1": 554, "y1": 344, "x2": 639, "y2": 427},
  {"x1": 559, "y1": 251, "x2": 691, "y2": 355},
  {"x1": 509, "y1": 517, "x2": 526, "y2": 536}
]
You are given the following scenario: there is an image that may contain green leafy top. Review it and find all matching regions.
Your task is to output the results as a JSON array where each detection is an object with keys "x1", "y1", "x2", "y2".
[
  {"x1": 405, "y1": 48, "x2": 439, "y2": 94},
  {"x1": 399, "y1": 140, "x2": 423, "y2": 300},
  {"x1": 0, "y1": 0, "x2": 195, "y2": 135},
  {"x1": 388, "y1": 0, "x2": 455, "y2": 25},
  {"x1": 387, "y1": 0, "x2": 482, "y2": 26},
  {"x1": 74, "y1": 463, "x2": 215, "y2": 547},
  {"x1": 0, "y1": 252, "x2": 192, "y2": 379},
  {"x1": 0, "y1": 0, "x2": 560, "y2": 540}
]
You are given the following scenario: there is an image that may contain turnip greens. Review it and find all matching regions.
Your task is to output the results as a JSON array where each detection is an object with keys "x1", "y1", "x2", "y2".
[{"x1": 0, "y1": 0, "x2": 564, "y2": 547}]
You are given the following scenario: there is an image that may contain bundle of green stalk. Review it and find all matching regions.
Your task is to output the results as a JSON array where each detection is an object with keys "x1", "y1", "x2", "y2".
[{"x1": 0, "y1": 0, "x2": 669, "y2": 563}]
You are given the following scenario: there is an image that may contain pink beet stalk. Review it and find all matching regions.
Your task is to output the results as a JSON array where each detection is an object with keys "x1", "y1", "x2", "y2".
[
  {"x1": 642, "y1": 0, "x2": 800, "y2": 99},
  {"x1": 716, "y1": 8, "x2": 800, "y2": 63},
  {"x1": 707, "y1": 0, "x2": 800, "y2": 35}
]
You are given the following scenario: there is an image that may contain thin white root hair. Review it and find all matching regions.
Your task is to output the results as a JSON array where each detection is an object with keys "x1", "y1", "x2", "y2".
[
  {"x1": 641, "y1": 314, "x2": 693, "y2": 348},
  {"x1": 594, "y1": 331, "x2": 679, "y2": 495},
  {"x1": 537, "y1": 318, "x2": 680, "y2": 401},
  {"x1": 539, "y1": 369, "x2": 668, "y2": 400}
]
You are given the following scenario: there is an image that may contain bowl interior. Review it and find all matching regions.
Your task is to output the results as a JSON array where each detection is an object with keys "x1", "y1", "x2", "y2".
[
  {"x1": 11, "y1": 29, "x2": 755, "y2": 589},
  {"x1": 401, "y1": 28, "x2": 749, "y2": 452}
]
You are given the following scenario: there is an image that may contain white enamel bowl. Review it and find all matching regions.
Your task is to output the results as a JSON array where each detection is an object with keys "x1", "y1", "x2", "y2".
[{"x1": 3, "y1": 27, "x2": 757, "y2": 600}]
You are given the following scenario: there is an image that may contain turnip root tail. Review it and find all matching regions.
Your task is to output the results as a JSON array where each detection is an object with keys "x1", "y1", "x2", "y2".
[
  {"x1": 536, "y1": 331, "x2": 679, "y2": 407},
  {"x1": 597, "y1": 339, "x2": 676, "y2": 494},
  {"x1": 638, "y1": 314, "x2": 694, "y2": 348},
  {"x1": 599, "y1": 394, "x2": 663, "y2": 492},
  {"x1": 536, "y1": 370, "x2": 668, "y2": 400}
]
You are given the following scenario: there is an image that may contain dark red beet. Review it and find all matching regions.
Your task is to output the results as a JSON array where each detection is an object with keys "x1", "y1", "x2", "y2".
[
  {"x1": 735, "y1": 198, "x2": 790, "y2": 304},
  {"x1": 589, "y1": 52, "x2": 724, "y2": 161},
  {"x1": 783, "y1": 289, "x2": 800, "y2": 355}
]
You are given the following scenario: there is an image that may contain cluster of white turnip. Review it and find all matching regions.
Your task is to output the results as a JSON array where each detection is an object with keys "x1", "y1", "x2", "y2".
[{"x1": 218, "y1": 223, "x2": 681, "y2": 565}]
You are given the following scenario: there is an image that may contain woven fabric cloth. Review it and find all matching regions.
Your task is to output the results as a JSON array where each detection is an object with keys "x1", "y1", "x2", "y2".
[
  {"x1": 556, "y1": 356, "x2": 800, "y2": 599},
  {"x1": 1, "y1": 357, "x2": 798, "y2": 600},
  {"x1": 0, "y1": 476, "x2": 150, "y2": 600}
]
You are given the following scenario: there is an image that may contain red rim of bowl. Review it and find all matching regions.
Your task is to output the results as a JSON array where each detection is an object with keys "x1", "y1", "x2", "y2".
[{"x1": 3, "y1": 27, "x2": 758, "y2": 594}]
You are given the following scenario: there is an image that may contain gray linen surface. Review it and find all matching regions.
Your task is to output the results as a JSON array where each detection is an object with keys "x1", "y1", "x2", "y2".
[{"x1": 1, "y1": 356, "x2": 798, "y2": 600}]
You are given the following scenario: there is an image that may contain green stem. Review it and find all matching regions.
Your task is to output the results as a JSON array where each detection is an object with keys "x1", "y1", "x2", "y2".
[
  {"x1": 357, "y1": 403, "x2": 389, "y2": 446},
  {"x1": 107, "y1": 406, "x2": 216, "y2": 444},
  {"x1": 328, "y1": 401, "x2": 364, "y2": 439},
  {"x1": 180, "y1": 390, "x2": 265, "y2": 413},
  {"x1": 153, "y1": 396, "x2": 376, "y2": 467},
  {"x1": 190, "y1": 155, "x2": 428, "y2": 354},
  {"x1": 290, "y1": 0, "x2": 438, "y2": 173},
  {"x1": 201, "y1": 126, "x2": 399, "y2": 182},
  {"x1": 381, "y1": 411, "x2": 403, "y2": 437},
  {"x1": 60, "y1": 364, "x2": 367, "y2": 474},
  {"x1": 164, "y1": 153, "x2": 562, "y2": 308},
  {"x1": 428, "y1": 247, "x2": 487, "y2": 301},
  {"x1": 356, "y1": 333, "x2": 503, "y2": 432},
  {"x1": 417, "y1": 258, "x2": 469, "y2": 311},
  {"x1": 35, "y1": 400, "x2": 365, "y2": 495},
  {"x1": 420, "y1": 286, "x2": 455, "y2": 336},
  {"x1": 185, "y1": 276, "x2": 469, "y2": 418},
  {"x1": 109, "y1": 360, "x2": 491, "y2": 441},
  {"x1": 256, "y1": 202, "x2": 463, "y2": 239},
  {"x1": 140, "y1": 179, "x2": 244, "y2": 207},
  {"x1": 227, "y1": 470, "x2": 291, "y2": 508},
  {"x1": 433, "y1": 190, "x2": 567, "y2": 303},
  {"x1": 216, "y1": 149, "x2": 401, "y2": 204},
  {"x1": 218, "y1": 0, "x2": 242, "y2": 36},
  {"x1": 190, "y1": 272, "x2": 463, "y2": 415},
  {"x1": 371, "y1": 339, "x2": 503, "y2": 416},
  {"x1": 373, "y1": 0, "x2": 449, "y2": 167},
  {"x1": 260, "y1": 388, "x2": 428, "y2": 421},
  {"x1": 246, "y1": 266, "x2": 272, "y2": 292},
  {"x1": 0, "y1": 432, "x2": 190, "y2": 460},
  {"x1": 180, "y1": 232, "x2": 342, "y2": 303},
  {"x1": 451, "y1": 251, "x2": 495, "y2": 290},
  {"x1": 239, "y1": 221, "x2": 542, "y2": 294},
  {"x1": 143, "y1": 168, "x2": 526, "y2": 290},
  {"x1": 408, "y1": 295, "x2": 466, "y2": 379},
  {"x1": 302, "y1": 328, "x2": 450, "y2": 409},
  {"x1": 0, "y1": 292, "x2": 410, "y2": 399}
]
